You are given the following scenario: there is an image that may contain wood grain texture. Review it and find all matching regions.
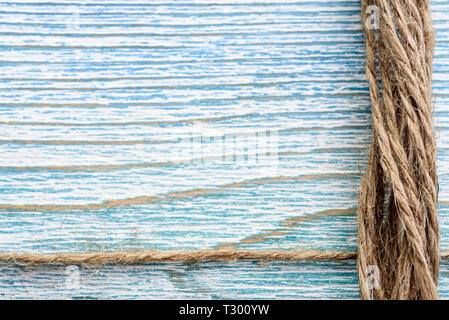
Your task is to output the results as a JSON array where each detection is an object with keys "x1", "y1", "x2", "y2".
[{"x1": 1, "y1": 0, "x2": 449, "y2": 299}]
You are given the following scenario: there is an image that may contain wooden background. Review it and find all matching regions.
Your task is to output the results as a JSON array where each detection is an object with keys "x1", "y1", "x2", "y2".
[{"x1": 1, "y1": 0, "x2": 449, "y2": 299}]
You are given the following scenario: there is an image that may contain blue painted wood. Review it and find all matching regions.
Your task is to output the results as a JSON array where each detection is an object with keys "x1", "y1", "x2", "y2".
[{"x1": 1, "y1": 0, "x2": 449, "y2": 299}]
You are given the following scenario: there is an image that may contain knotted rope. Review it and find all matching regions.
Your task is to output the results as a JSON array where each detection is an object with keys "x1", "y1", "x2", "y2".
[{"x1": 358, "y1": 0, "x2": 439, "y2": 299}]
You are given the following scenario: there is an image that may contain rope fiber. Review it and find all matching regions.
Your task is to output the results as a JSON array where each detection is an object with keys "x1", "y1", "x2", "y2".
[
  {"x1": 2, "y1": 250, "x2": 449, "y2": 266},
  {"x1": 358, "y1": 0, "x2": 439, "y2": 299}
]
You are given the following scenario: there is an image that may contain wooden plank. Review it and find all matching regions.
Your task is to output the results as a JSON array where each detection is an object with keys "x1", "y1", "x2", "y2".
[{"x1": 1, "y1": 0, "x2": 449, "y2": 299}]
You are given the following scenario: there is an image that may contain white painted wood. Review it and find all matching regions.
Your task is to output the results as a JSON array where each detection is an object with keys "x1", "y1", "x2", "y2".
[{"x1": 1, "y1": 0, "x2": 449, "y2": 299}]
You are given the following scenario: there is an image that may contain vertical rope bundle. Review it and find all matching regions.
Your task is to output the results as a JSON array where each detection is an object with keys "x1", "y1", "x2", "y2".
[{"x1": 358, "y1": 0, "x2": 439, "y2": 299}]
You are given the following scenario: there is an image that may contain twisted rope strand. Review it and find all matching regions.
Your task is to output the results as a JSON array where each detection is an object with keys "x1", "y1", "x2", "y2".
[
  {"x1": 0, "y1": 250, "x2": 356, "y2": 265},
  {"x1": 358, "y1": 0, "x2": 439, "y2": 299},
  {"x1": 1, "y1": 250, "x2": 449, "y2": 266}
]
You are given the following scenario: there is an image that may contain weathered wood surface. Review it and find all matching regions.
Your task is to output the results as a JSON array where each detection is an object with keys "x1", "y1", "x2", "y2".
[{"x1": 1, "y1": 0, "x2": 449, "y2": 299}]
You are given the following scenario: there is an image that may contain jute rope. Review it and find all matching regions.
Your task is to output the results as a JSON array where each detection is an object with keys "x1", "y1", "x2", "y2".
[
  {"x1": 358, "y1": 0, "x2": 439, "y2": 299},
  {"x1": 0, "y1": 250, "x2": 356, "y2": 265},
  {"x1": 2, "y1": 250, "x2": 449, "y2": 266}
]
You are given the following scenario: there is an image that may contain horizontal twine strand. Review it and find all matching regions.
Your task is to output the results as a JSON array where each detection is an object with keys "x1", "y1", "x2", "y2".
[{"x1": 1, "y1": 249, "x2": 449, "y2": 266}]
